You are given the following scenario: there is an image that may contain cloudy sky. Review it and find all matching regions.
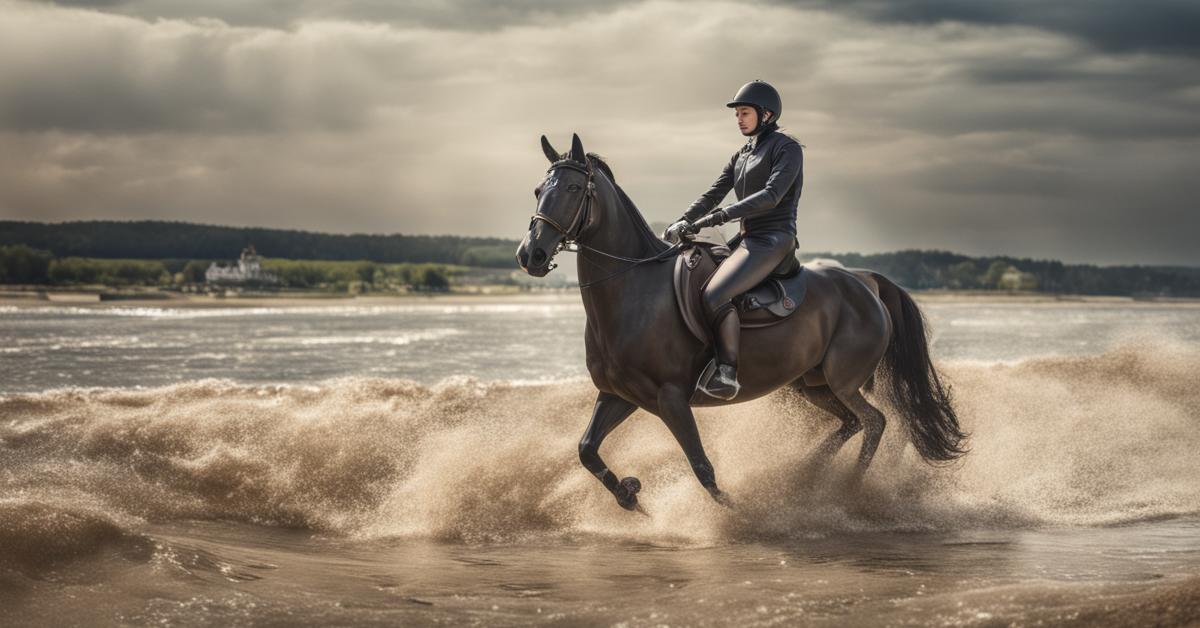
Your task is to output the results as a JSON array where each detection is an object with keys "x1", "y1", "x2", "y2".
[{"x1": 1, "y1": 0, "x2": 1197, "y2": 265}]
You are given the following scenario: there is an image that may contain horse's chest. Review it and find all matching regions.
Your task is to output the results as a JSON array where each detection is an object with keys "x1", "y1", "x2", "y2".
[
  {"x1": 583, "y1": 320, "x2": 647, "y2": 391},
  {"x1": 583, "y1": 325, "x2": 613, "y2": 390}
]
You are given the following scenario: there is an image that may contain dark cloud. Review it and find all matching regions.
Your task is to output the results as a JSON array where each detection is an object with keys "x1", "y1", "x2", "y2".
[
  {"x1": 0, "y1": 4, "x2": 426, "y2": 133},
  {"x1": 52, "y1": 0, "x2": 1200, "y2": 54},
  {"x1": 1, "y1": 0, "x2": 1197, "y2": 265},
  {"x1": 39, "y1": 0, "x2": 637, "y2": 30},
  {"x1": 785, "y1": 0, "x2": 1200, "y2": 55}
]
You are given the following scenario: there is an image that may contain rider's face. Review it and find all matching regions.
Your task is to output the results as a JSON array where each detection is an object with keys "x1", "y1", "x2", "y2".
[
  {"x1": 735, "y1": 106, "x2": 756, "y2": 135},
  {"x1": 735, "y1": 106, "x2": 771, "y2": 135}
]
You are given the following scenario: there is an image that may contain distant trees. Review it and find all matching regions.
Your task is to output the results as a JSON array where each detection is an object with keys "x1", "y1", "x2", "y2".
[
  {"x1": 3, "y1": 233, "x2": 1198, "y2": 297},
  {"x1": 0, "y1": 220, "x2": 520, "y2": 268},
  {"x1": 0, "y1": 245, "x2": 52, "y2": 284},
  {"x1": 803, "y1": 248, "x2": 1200, "y2": 296},
  {"x1": 418, "y1": 267, "x2": 450, "y2": 291},
  {"x1": 460, "y1": 244, "x2": 516, "y2": 267},
  {"x1": 0, "y1": 244, "x2": 457, "y2": 292},
  {"x1": 180, "y1": 260, "x2": 210, "y2": 284},
  {"x1": 47, "y1": 258, "x2": 170, "y2": 286},
  {"x1": 0, "y1": 245, "x2": 172, "y2": 286},
  {"x1": 366, "y1": 262, "x2": 453, "y2": 292},
  {"x1": 942, "y1": 260, "x2": 981, "y2": 290},
  {"x1": 257, "y1": 259, "x2": 453, "y2": 292}
]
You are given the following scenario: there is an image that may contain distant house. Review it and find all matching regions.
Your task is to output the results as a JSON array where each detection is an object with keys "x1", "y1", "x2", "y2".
[{"x1": 205, "y1": 245, "x2": 279, "y2": 285}]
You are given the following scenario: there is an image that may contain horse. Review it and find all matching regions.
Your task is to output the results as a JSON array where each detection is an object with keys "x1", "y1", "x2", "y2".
[{"x1": 516, "y1": 133, "x2": 966, "y2": 511}]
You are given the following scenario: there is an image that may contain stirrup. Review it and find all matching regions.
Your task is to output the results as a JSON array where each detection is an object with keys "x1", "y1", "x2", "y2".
[{"x1": 697, "y1": 359, "x2": 740, "y2": 401}]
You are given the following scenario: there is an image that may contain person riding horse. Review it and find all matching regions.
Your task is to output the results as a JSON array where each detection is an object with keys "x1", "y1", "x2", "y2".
[
  {"x1": 664, "y1": 80, "x2": 804, "y2": 401},
  {"x1": 520, "y1": 125, "x2": 965, "y2": 512}
]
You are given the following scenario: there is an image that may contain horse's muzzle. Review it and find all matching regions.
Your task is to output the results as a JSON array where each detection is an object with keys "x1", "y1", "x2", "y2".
[
  {"x1": 516, "y1": 240, "x2": 553, "y2": 277},
  {"x1": 516, "y1": 244, "x2": 530, "y2": 271}
]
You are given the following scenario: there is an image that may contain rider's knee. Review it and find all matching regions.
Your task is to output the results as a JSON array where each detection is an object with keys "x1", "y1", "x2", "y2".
[{"x1": 702, "y1": 290, "x2": 732, "y2": 318}]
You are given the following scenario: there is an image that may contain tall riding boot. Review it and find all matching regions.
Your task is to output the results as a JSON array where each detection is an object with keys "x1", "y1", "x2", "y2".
[{"x1": 706, "y1": 307, "x2": 741, "y2": 400}]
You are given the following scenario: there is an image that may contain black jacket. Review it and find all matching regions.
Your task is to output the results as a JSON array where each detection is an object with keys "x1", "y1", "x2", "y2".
[{"x1": 683, "y1": 125, "x2": 803, "y2": 235}]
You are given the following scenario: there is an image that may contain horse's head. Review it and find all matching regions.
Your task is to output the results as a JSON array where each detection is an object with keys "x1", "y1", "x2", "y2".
[{"x1": 516, "y1": 133, "x2": 595, "y2": 277}]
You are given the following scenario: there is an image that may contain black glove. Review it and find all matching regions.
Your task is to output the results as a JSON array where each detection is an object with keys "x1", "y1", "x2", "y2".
[
  {"x1": 663, "y1": 218, "x2": 696, "y2": 241},
  {"x1": 691, "y1": 208, "x2": 729, "y2": 230}
]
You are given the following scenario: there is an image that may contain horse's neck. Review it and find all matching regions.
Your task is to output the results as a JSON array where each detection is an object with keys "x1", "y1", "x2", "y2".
[
  {"x1": 576, "y1": 178, "x2": 672, "y2": 332},
  {"x1": 576, "y1": 177, "x2": 666, "y2": 287}
]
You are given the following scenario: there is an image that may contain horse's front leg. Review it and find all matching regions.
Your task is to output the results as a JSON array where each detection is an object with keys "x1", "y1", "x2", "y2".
[
  {"x1": 578, "y1": 391, "x2": 641, "y2": 510},
  {"x1": 656, "y1": 384, "x2": 733, "y2": 507}
]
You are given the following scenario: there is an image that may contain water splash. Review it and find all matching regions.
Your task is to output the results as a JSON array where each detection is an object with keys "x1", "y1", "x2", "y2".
[{"x1": 1, "y1": 337, "x2": 1197, "y2": 558}]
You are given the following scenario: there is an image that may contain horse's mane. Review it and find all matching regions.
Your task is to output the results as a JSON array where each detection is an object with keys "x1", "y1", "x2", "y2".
[{"x1": 554, "y1": 151, "x2": 668, "y2": 255}]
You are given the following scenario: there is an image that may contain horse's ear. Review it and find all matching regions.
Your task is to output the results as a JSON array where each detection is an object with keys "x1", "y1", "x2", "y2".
[
  {"x1": 541, "y1": 135, "x2": 559, "y2": 163},
  {"x1": 570, "y1": 133, "x2": 585, "y2": 163}
]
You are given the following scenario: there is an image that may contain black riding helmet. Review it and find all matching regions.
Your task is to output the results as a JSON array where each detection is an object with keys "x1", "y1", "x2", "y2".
[{"x1": 726, "y1": 80, "x2": 781, "y2": 135}]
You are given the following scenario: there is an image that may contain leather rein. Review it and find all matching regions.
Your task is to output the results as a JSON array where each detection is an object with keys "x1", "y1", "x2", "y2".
[{"x1": 530, "y1": 159, "x2": 681, "y2": 289}]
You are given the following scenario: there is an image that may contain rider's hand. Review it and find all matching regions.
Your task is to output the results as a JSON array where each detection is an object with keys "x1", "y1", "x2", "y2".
[
  {"x1": 663, "y1": 219, "x2": 694, "y2": 242},
  {"x1": 691, "y1": 208, "x2": 729, "y2": 231}
]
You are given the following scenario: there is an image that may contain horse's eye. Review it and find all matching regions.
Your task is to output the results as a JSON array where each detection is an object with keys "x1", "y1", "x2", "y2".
[{"x1": 567, "y1": 184, "x2": 581, "y2": 193}]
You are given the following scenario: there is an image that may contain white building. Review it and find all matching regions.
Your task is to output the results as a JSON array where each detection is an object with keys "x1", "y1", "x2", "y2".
[{"x1": 205, "y1": 245, "x2": 278, "y2": 285}]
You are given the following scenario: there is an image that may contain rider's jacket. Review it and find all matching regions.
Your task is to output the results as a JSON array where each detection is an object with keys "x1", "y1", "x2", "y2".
[{"x1": 683, "y1": 124, "x2": 803, "y2": 236}]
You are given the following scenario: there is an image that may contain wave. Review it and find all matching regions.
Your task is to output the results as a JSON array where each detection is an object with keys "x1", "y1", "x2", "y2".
[
  {"x1": 1, "y1": 337, "x2": 1198, "y2": 556},
  {"x1": 0, "y1": 499, "x2": 151, "y2": 575},
  {"x1": 275, "y1": 329, "x2": 462, "y2": 346}
]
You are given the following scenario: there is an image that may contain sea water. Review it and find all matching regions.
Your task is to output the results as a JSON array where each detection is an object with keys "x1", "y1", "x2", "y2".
[{"x1": 2, "y1": 295, "x2": 1198, "y2": 626}]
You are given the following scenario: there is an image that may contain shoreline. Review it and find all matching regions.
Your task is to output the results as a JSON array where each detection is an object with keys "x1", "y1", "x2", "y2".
[
  {"x1": 0, "y1": 290, "x2": 583, "y2": 309},
  {"x1": 1, "y1": 288, "x2": 1199, "y2": 309}
]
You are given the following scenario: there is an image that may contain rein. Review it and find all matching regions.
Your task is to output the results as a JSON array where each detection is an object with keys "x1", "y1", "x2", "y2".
[{"x1": 531, "y1": 159, "x2": 681, "y2": 289}]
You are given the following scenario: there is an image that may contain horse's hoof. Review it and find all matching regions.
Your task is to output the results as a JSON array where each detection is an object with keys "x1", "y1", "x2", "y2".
[
  {"x1": 708, "y1": 486, "x2": 734, "y2": 508},
  {"x1": 616, "y1": 477, "x2": 641, "y2": 511}
]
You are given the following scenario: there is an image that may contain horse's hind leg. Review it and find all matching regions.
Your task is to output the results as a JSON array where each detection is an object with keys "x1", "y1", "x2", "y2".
[
  {"x1": 836, "y1": 389, "x2": 888, "y2": 478},
  {"x1": 794, "y1": 382, "x2": 862, "y2": 460},
  {"x1": 578, "y1": 391, "x2": 640, "y2": 510}
]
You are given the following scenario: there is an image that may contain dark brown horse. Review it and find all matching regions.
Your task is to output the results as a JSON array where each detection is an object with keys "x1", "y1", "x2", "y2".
[{"x1": 516, "y1": 133, "x2": 966, "y2": 511}]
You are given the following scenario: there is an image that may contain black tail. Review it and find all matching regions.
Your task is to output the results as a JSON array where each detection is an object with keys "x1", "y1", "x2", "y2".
[{"x1": 872, "y1": 273, "x2": 968, "y2": 462}]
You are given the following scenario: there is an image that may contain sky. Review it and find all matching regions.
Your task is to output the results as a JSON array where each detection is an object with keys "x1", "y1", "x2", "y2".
[{"x1": 1, "y1": 0, "x2": 1197, "y2": 265}]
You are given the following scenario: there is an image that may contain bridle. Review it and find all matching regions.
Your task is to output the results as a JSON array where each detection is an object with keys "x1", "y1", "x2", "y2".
[
  {"x1": 530, "y1": 159, "x2": 596, "y2": 249},
  {"x1": 529, "y1": 159, "x2": 681, "y2": 288}
]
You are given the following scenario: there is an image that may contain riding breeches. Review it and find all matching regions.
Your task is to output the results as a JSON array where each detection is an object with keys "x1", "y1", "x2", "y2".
[{"x1": 701, "y1": 230, "x2": 797, "y2": 323}]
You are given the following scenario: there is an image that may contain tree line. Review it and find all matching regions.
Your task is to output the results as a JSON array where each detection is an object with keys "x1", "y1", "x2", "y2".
[
  {"x1": 2, "y1": 219, "x2": 1198, "y2": 296},
  {"x1": 0, "y1": 244, "x2": 458, "y2": 292},
  {"x1": 801, "y1": 249, "x2": 1200, "y2": 297},
  {"x1": 0, "y1": 220, "x2": 517, "y2": 268}
]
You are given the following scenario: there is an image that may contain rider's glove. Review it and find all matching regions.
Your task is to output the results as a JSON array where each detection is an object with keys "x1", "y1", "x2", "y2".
[
  {"x1": 690, "y1": 208, "x2": 729, "y2": 231},
  {"x1": 663, "y1": 218, "x2": 695, "y2": 242}
]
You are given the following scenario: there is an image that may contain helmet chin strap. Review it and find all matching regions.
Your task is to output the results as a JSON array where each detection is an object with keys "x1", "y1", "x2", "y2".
[{"x1": 747, "y1": 109, "x2": 773, "y2": 136}]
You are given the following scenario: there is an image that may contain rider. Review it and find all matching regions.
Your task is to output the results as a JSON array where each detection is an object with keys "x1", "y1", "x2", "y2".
[{"x1": 664, "y1": 80, "x2": 803, "y2": 400}]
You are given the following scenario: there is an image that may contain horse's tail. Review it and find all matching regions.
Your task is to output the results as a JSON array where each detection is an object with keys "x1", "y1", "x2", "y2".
[{"x1": 871, "y1": 273, "x2": 968, "y2": 462}]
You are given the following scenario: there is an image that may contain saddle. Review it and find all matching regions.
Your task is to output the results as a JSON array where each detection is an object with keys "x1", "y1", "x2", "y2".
[{"x1": 673, "y1": 241, "x2": 808, "y2": 343}]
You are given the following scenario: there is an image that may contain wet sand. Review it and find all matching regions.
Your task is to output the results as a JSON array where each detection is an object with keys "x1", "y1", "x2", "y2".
[{"x1": 4, "y1": 518, "x2": 1198, "y2": 627}]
